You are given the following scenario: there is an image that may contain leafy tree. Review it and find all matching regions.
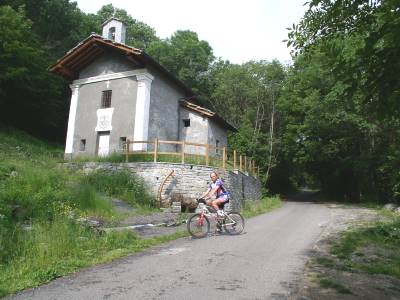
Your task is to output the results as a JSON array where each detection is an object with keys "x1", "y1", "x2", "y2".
[
  {"x1": 208, "y1": 60, "x2": 286, "y2": 183},
  {"x1": 0, "y1": 5, "x2": 65, "y2": 139},
  {"x1": 288, "y1": 0, "x2": 400, "y2": 116},
  {"x1": 146, "y1": 30, "x2": 214, "y2": 95},
  {"x1": 2, "y1": 0, "x2": 96, "y2": 59},
  {"x1": 280, "y1": 0, "x2": 400, "y2": 201}
]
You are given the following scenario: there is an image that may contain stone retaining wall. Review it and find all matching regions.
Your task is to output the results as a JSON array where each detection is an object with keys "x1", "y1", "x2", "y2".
[{"x1": 67, "y1": 162, "x2": 262, "y2": 211}]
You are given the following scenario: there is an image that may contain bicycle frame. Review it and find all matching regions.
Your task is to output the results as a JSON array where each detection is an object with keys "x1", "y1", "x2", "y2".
[
  {"x1": 197, "y1": 204, "x2": 236, "y2": 227},
  {"x1": 187, "y1": 200, "x2": 244, "y2": 237}
]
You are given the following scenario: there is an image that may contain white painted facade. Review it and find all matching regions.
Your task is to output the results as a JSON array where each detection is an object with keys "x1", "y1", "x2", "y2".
[
  {"x1": 133, "y1": 74, "x2": 154, "y2": 151},
  {"x1": 64, "y1": 69, "x2": 154, "y2": 157},
  {"x1": 65, "y1": 85, "x2": 79, "y2": 155}
]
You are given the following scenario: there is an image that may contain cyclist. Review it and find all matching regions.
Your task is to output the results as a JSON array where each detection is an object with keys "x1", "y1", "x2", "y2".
[{"x1": 201, "y1": 171, "x2": 230, "y2": 217}]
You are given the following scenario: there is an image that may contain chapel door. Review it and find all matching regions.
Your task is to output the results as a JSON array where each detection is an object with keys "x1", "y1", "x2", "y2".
[{"x1": 97, "y1": 132, "x2": 110, "y2": 157}]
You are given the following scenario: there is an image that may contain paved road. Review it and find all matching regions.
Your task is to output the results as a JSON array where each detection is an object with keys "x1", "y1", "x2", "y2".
[{"x1": 9, "y1": 202, "x2": 333, "y2": 300}]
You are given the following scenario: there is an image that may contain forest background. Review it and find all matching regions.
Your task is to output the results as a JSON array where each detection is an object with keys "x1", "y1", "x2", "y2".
[{"x1": 1, "y1": 0, "x2": 399, "y2": 203}]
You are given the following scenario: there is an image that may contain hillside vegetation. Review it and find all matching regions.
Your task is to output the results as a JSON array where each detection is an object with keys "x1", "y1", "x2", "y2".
[{"x1": 0, "y1": 127, "x2": 180, "y2": 297}]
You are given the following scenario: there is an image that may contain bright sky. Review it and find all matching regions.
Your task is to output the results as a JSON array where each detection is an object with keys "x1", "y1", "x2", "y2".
[{"x1": 73, "y1": 0, "x2": 307, "y2": 65}]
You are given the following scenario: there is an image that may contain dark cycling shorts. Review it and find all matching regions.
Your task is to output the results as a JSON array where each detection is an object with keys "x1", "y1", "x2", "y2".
[{"x1": 217, "y1": 194, "x2": 229, "y2": 203}]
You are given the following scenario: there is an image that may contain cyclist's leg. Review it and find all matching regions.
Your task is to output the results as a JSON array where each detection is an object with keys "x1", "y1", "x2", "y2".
[{"x1": 213, "y1": 195, "x2": 229, "y2": 210}]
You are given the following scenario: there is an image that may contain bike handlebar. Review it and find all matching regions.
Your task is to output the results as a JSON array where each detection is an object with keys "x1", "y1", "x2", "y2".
[{"x1": 197, "y1": 198, "x2": 207, "y2": 204}]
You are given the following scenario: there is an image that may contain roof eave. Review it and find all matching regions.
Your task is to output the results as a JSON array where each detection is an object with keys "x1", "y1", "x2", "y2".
[
  {"x1": 179, "y1": 100, "x2": 237, "y2": 132},
  {"x1": 49, "y1": 35, "x2": 196, "y2": 98}
]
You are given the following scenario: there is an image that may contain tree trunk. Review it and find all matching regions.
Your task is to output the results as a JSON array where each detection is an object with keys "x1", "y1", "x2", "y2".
[{"x1": 266, "y1": 96, "x2": 275, "y2": 180}]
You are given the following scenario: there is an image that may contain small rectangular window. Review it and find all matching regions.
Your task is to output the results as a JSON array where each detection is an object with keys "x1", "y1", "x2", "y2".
[
  {"x1": 215, "y1": 139, "x2": 220, "y2": 154},
  {"x1": 183, "y1": 119, "x2": 190, "y2": 127},
  {"x1": 80, "y1": 139, "x2": 86, "y2": 151},
  {"x1": 101, "y1": 90, "x2": 112, "y2": 108},
  {"x1": 119, "y1": 137, "x2": 127, "y2": 150}
]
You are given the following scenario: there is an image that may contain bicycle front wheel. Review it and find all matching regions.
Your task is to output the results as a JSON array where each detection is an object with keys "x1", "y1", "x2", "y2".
[
  {"x1": 223, "y1": 212, "x2": 245, "y2": 235},
  {"x1": 187, "y1": 213, "x2": 210, "y2": 238}
]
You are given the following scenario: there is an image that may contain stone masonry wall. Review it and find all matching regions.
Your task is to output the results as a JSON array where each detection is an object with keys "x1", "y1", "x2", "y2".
[{"x1": 67, "y1": 162, "x2": 262, "y2": 211}]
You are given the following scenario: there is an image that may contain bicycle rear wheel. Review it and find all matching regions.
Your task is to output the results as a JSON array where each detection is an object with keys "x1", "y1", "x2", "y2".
[
  {"x1": 187, "y1": 213, "x2": 210, "y2": 238},
  {"x1": 223, "y1": 212, "x2": 245, "y2": 235}
]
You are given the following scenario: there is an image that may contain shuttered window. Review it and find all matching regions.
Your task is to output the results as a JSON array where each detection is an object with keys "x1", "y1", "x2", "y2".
[{"x1": 101, "y1": 90, "x2": 112, "y2": 108}]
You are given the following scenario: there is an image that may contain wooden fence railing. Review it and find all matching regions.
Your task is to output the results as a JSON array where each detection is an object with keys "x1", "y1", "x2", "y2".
[{"x1": 125, "y1": 138, "x2": 260, "y2": 177}]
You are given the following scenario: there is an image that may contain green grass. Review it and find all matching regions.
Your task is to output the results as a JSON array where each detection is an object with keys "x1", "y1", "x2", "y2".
[
  {"x1": 309, "y1": 210, "x2": 400, "y2": 294},
  {"x1": 330, "y1": 215, "x2": 400, "y2": 278},
  {"x1": 318, "y1": 277, "x2": 352, "y2": 294},
  {"x1": 315, "y1": 256, "x2": 336, "y2": 268},
  {"x1": 0, "y1": 127, "x2": 171, "y2": 298},
  {"x1": 84, "y1": 169, "x2": 156, "y2": 208},
  {"x1": 0, "y1": 218, "x2": 188, "y2": 297},
  {"x1": 0, "y1": 156, "x2": 119, "y2": 223},
  {"x1": 242, "y1": 196, "x2": 282, "y2": 218}
]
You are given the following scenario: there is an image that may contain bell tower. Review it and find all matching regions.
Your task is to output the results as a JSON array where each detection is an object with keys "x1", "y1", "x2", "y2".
[{"x1": 101, "y1": 17, "x2": 127, "y2": 44}]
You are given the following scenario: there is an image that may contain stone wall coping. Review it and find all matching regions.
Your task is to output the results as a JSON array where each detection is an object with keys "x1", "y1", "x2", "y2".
[{"x1": 65, "y1": 161, "x2": 259, "y2": 179}]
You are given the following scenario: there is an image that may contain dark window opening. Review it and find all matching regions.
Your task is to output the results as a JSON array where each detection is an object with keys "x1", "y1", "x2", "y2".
[
  {"x1": 101, "y1": 90, "x2": 112, "y2": 108},
  {"x1": 183, "y1": 119, "x2": 190, "y2": 127},
  {"x1": 215, "y1": 139, "x2": 220, "y2": 154},
  {"x1": 108, "y1": 27, "x2": 116, "y2": 41},
  {"x1": 80, "y1": 139, "x2": 86, "y2": 151},
  {"x1": 119, "y1": 137, "x2": 127, "y2": 150}
]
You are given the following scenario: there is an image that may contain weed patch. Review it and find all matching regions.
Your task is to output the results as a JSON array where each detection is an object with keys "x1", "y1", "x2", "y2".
[
  {"x1": 318, "y1": 277, "x2": 352, "y2": 294},
  {"x1": 242, "y1": 196, "x2": 282, "y2": 218},
  {"x1": 0, "y1": 128, "x2": 164, "y2": 297},
  {"x1": 84, "y1": 170, "x2": 155, "y2": 208},
  {"x1": 331, "y1": 217, "x2": 400, "y2": 278},
  {"x1": 315, "y1": 256, "x2": 335, "y2": 268},
  {"x1": 0, "y1": 217, "x2": 188, "y2": 297}
]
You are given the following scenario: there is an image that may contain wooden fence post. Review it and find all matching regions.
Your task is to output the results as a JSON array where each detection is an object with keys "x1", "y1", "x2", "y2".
[
  {"x1": 222, "y1": 147, "x2": 226, "y2": 169},
  {"x1": 252, "y1": 160, "x2": 256, "y2": 175},
  {"x1": 239, "y1": 155, "x2": 242, "y2": 171},
  {"x1": 244, "y1": 156, "x2": 247, "y2": 172},
  {"x1": 233, "y1": 150, "x2": 237, "y2": 170},
  {"x1": 125, "y1": 139, "x2": 130, "y2": 162},
  {"x1": 205, "y1": 143, "x2": 209, "y2": 166},
  {"x1": 181, "y1": 141, "x2": 185, "y2": 164},
  {"x1": 154, "y1": 138, "x2": 158, "y2": 162}
]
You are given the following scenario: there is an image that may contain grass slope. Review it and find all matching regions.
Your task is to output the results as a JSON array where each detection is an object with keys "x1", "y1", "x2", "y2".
[{"x1": 0, "y1": 127, "x2": 166, "y2": 297}]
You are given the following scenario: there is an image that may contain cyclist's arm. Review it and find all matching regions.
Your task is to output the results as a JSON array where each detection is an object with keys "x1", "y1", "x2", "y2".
[
  {"x1": 201, "y1": 188, "x2": 212, "y2": 199},
  {"x1": 204, "y1": 187, "x2": 220, "y2": 200}
]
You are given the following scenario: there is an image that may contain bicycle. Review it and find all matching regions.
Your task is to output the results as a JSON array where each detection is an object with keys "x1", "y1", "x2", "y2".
[{"x1": 187, "y1": 198, "x2": 245, "y2": 238}]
